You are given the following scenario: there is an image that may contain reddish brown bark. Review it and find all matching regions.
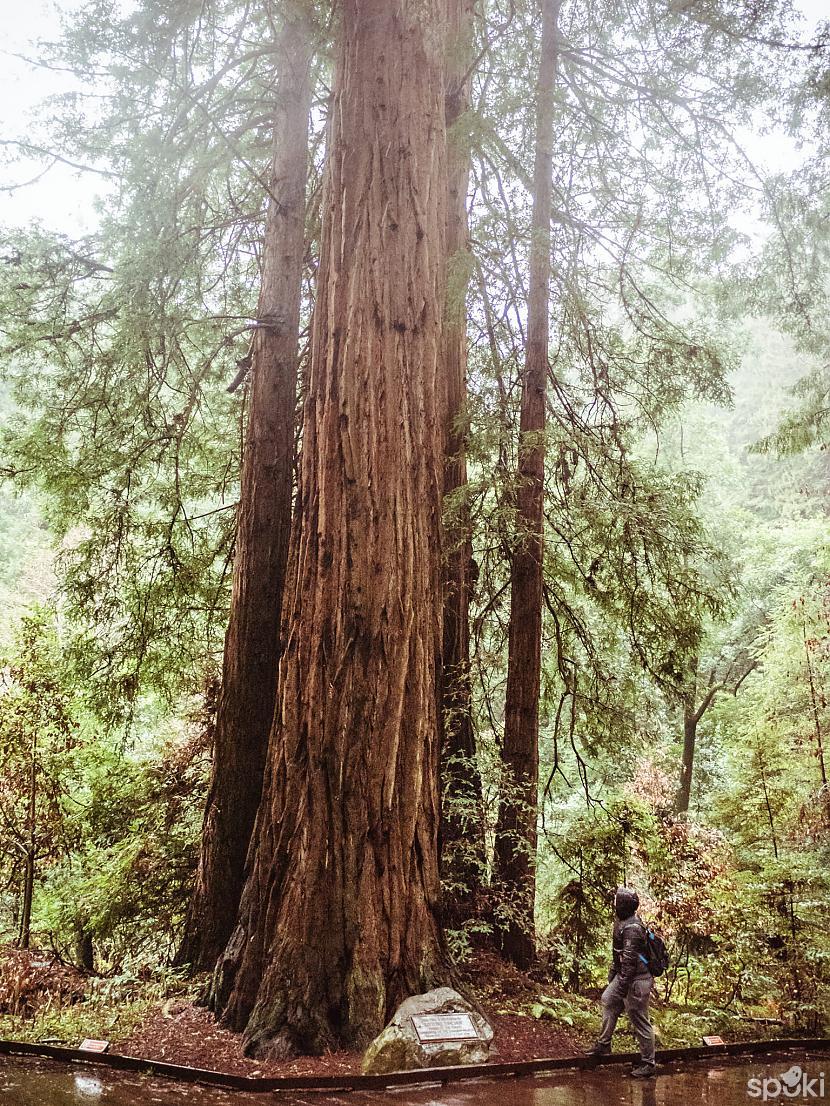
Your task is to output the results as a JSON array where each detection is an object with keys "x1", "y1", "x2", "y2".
[
  {"x1": 440, "y1": 0, "x2": 485, "y2": 925},
  {"x1": 175, "y1": 10, "x2": 313, "y2": 973},
  {"x1": 493, "y1": 0, "x2": 560, "y2": 971},
  {"x1": 212, "y1": 0, "x2": 451, "y2": 1057}
]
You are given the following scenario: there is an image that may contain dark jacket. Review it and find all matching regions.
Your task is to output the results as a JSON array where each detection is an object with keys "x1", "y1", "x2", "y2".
[{"x1": 609, "y1": 914, "x2": 651, "y2": 988}]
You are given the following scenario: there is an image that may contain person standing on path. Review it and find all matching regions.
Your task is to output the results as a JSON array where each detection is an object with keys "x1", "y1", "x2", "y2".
[{"x1": 588, "y1": 886, "x2": 657, "y2": 1078}]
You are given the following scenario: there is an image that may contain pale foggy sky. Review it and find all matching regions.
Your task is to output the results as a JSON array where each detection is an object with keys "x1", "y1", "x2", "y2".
[{"x1": 0, "y1": 0, "x2": 827, "y2": 236}]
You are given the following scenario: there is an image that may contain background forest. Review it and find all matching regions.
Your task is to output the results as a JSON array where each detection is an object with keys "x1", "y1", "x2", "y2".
[{"x1": 0, "y1": 0, "x2": 829, "y2": 1059}]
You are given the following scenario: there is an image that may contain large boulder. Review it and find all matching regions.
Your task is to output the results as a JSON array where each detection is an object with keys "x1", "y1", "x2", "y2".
[{"x1": 361, "y1": 987, "x2": 494, "y2": 1075}]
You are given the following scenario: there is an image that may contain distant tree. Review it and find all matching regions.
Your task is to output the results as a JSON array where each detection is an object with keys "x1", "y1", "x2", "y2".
[
  {"x1": 675, "y1": 648, "x2": 758, "y2": 816},
  {"x1": 0, "y1": 607, "x2": 77, "y2": 948},
  {"x1": 440, "y1": 0, "x2": 488, "y2": 929},
  {"x1": 748, "y1": 21, "x2": 830, "y2": 455},
  {"x1": 36, "y1": 717, "x2": 210, "y2": 970},
  {"x1": 492, "y1": 0, "x2": 560, "y2": 971}
]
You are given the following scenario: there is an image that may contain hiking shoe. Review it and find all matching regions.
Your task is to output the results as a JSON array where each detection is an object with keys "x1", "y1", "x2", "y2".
[
  {"x1": 630, "y1": 1063, "x2": 656, "y2": 1078},
  {"x1": 586, "y1": 1043, "x2": 611, "y2": 1057}
]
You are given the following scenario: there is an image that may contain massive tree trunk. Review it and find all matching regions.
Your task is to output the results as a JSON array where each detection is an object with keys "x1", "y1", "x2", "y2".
[
  {"x1": 175, "y1": 9, "x2": 313, "y2": 973},
  {"x1": 211, "y1": 0, "x2": 451, "y2": 1058},
  {"x1": 492, "y1": 0, "x2": 560, "y2": 971},
  {"x1": 440, "y1": 0, "x2": 485, "y2": 928}
]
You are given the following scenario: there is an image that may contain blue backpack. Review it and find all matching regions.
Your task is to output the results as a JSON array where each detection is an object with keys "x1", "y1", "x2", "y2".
[{"x1": 639, "y1": 922, "x2": 670, "y2": 977}]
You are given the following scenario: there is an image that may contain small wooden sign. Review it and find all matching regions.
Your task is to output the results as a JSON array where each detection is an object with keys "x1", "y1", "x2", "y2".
[
  {"x1": 79, "y1": 1039, "x2": 110, "y2": 1053},
  {"x1": 411, "y1": 1012, "x2": 479, "y2": 1043},
  {"x1": 702, "y1": 1035, "x2": 725, "y2": 1047}
]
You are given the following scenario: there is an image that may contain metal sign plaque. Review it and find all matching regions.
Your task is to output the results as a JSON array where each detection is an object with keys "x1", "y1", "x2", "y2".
[
  {"x1": 702, "y1": 1035, "x2": 725, "y2": 1047},
  {"x1": 411, "y1": 1012, "x2": 479, "y2": 1043},
  {"x1": 79, "y1": 1039, "x2": 110, "y2": 1053}
]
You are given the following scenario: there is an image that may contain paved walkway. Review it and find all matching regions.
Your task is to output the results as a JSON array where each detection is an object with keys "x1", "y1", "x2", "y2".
[{"x1": 1, "y1": 1052, "x2": 826, "y2": 1105}]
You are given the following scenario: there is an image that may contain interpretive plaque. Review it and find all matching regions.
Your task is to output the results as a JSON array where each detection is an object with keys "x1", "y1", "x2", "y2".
[
  {"x1": 79, "y1": 1039, "x2": 110, "y2": 1053},
  {"x1": 411, "y1": 1012, "x2": 480, "y2": 1043},
  {"x1": 702, "y1": 1035, "x2": 725, "y2": 1047}
]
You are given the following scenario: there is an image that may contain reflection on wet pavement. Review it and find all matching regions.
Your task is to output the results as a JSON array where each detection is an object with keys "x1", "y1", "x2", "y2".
[
  {"x1": 298, "y1": 1053, "x2": 828, "y2": 1106},
  {"x1": 0, "y1": 1051, "x2": 826, "y2": 1106},
  {"x1": 0, "y1": 1059, "x2": 263, "y2": 1105},
  {"x1": 372, "y1": 1065, "x2": 761, "y2": 1106}
]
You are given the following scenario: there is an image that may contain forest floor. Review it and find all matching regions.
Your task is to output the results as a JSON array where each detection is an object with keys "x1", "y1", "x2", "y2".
[
  {"x1": 113, "y1": 951, "x2": 585, "y2": 1078},
  {"x1": 0, "y1": 946, "x2": 789, "y2": 1078}
]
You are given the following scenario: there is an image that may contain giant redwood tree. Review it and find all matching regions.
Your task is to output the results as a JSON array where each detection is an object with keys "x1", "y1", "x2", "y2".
[
  {"x1": 440, "y1": 0, "x2": 486, "y2": 925},
  {"x1": 175, "y1": 6, "x2": 314, "y2": 972},
  {"x1": 493, "y1": 0, "x2": 560, "y2": 970},
  {"x1": 211, "y1": 0, "x2": 451, "y2": 1057}
]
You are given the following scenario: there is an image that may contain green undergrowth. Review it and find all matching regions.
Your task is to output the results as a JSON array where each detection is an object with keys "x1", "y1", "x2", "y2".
[
  {"x1": 525, "y1": 991, "x2": 599, "y2": 1038},
  {"x1": 0, "y1": 968, "x2": 199, "y2": 1049},
  {"x1": 649, "y1": 1003, "x2": 787, "y2": 1049},
  {"x1": 526, "y1": 990, "x2": 793, "y2": 1051}
]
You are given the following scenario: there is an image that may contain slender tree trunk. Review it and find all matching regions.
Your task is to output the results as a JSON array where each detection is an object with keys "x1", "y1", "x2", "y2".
[
  {"x1": 676, "y1": 693, "x2": 698, "y2": 817},
  {"x1": 440, "y1": 0, "x2": 485, "y2": 927},
  {"x1": 759, "y1": 754, "x2": 780, "y2": 860},
  {"x1": 19, "y1": 851, "x2": 34, "y2": 951},
  {"x1": 175, "y1": 8, "x2": 313, "y2": 972},
  {"x1": 18, "y1": 731, "x2": 37, "y2": 951},
  {"x1": 74, "y1": 923, "x2": 95, "y2": 972},
  {"x1": 212, "y1": 0, "x2": 451, "y2": 1058},
  {"x1": 801, "y1": 616, "x2": 829, "y2": 791},
  {"x1": 674, "y1": 654, "x2": 752, "y2": 817},
  {"x1": 492, "y1": 0, "x2": 560, "y2": 971}
]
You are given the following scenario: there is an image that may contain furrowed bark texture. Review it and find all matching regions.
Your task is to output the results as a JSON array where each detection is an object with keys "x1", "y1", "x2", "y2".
[
  {"x1": 175, "y1": 11, "x2": 313, "y2": 973},
  {"x1": 493, "y1": 0, "x2": 560, "y2": 971},
  {"x1": 440, "y1": 0, "x2": 485, "y2": 925},
  {"x1": 213, "y1": 0, "x2": 450, "y2": 1057}
]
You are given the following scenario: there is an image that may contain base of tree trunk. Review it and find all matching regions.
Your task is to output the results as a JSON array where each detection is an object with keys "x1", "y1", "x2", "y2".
[{"x1": 216, "y1": 917, "x2": 450, "y2": 1057}]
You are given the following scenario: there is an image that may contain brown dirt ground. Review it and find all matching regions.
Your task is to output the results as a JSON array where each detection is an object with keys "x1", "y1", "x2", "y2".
[
  {"x1": 113, "y1": 952, "x2": 585, "y2": 1078},
  {"x1": 113, "y1": 1004, "x2": 583, "y2": 1078}
]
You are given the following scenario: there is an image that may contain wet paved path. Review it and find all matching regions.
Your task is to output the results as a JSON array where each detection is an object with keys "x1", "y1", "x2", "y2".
[
  {"x1": 0, "y1": 1051, "x2": 826, "y2": 1105},
  {"x1": 0, "y1": 1058, "x2": 262, "y2": 1105},
  {"x1": 300, "y1": 1052, "x2": 827, "y2": 1106}
]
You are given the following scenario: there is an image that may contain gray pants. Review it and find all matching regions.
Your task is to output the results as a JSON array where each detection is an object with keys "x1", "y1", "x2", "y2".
[{"x1": 597, "y1": 974, "x2": 656, "y2": 1064}]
